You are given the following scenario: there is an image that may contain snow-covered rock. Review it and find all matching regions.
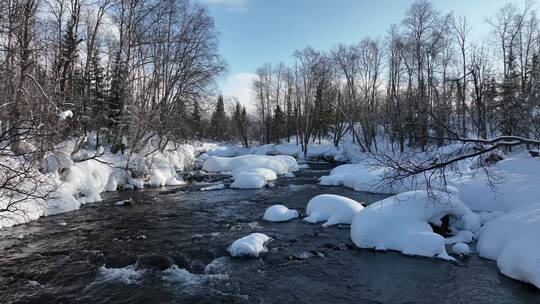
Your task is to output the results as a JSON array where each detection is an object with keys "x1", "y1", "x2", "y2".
[
  {"x1": 230, "y1": 172, "x2": 267, "y2": 189},
  {"x1": 231, "y1": 167, "x2": 277, "y2": 181},
  {"x1": 228, "y1": 233, "x2": 271, "y2": 257},
  {"x1": 304, "y1": 194, "x2": 364, "y2": 226},
  {"x1": 477, "y1": 203, "x2": 540, "y2": 289},
  {"x1": 351, "y1": 190, "x2": 480, "y2": 260},
  {"x1": 263, "y1": 205, "x2": 298, "y2": 222},
  {"x1": 452, "y1": 243, "x2": 471, "y2": 256}
]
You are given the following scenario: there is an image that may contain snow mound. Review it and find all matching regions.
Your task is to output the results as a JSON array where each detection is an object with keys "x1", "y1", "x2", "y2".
[
  {"x1": 304, "y1": 194, "x2": 364, "y2": 226},
  {"x1": 203, "y1": 155, "x2": 291, "y2": 175},
  {"x1": 351, "y1": 190, "x2": 480, "y2": 260},
  {"x1": 231, "y1": 167, "x2": 277, "y2": 181},
  {"x1": 228, "y1": 233, "x2": 271, "y2": 257},
  {"x1": 204, "y1": 155, "x2": 298, "y2": 189},
  {"x1": 477, "y1": 203, "x2": 540, "y2": 289},
  {"x1": 319, "y1": 164, "x2": 410, "y2": 194},
  {"x1": 263, "y1": 205, "x2": 298, "y2": 222},
  {"x1": 452, "y1": 243, "x2": 471, "y2": 256},
  {"x1": 97, "y1": 265, "x2": 144, "y2": 284},
  {"x1": 230, "y1": 172, "x2": 267, "y2": 189}
]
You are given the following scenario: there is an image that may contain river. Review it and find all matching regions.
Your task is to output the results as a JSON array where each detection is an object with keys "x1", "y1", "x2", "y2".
[{"x1": 0, "y1": 162, "x2": 538, "y2": 303}]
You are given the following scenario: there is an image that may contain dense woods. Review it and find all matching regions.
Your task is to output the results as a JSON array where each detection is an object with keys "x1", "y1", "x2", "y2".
[
  {"x1": 250, "y1": 0, "x2": 540, "y2": 157},
  {"x1": 0, "y1": 0, "x2": 226, "y2": 159},
  {"x1": 2, "y1": 0, "x2": 540, "y2": 168}
]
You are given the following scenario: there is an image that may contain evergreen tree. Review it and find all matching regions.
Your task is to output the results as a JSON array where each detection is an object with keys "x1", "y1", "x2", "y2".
[
  {"x1": 271, "y1": 105, "x2": 285, "y2": 143},
  {"x1": 108, "y1": 54, "x2": 128, "y2": 151},
  {"x1": 190, "y1": 100, "x2": 202, "y2": 139},
  {"x1": 88, "y1": 52, "x2": 106, "y2": 144},
  {"x1": 499, "y1": 51, "x2": 522, "y2": 137},
  {"x1": 209, "y1": 95, "x2": 229, "y2": 141},
  {"x1": 233, "y1": 101, "x2": 249, "y2": 147}
]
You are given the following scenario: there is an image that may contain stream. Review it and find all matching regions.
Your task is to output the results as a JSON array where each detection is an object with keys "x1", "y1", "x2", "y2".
[{"x1": 0, "y1": 162, "x2": 538, "y2": 303}]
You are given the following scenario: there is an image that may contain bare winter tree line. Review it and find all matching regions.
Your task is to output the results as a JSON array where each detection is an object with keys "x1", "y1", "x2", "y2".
[
  {"x1": 0, "y1": 0, "x2": 227, "y2": 217},
  {"x1": 249, "y1": 0, "x2": 540, "y2": 161}
]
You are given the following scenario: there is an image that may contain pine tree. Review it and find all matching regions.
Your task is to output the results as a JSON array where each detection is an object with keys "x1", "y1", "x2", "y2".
[
  {"x1": 271, "y1": 105, "x2": 285, "y2": 143},
  {"x1": 88, "y1": 52, "x2": 106, "y2": 144},
  {"x1": 209, "y1": 95, "x2": 228, "y2": 141},
  {"x1": 190, "y1": 100, "x2": 202, "y2": 139},
  {"x1": 233, "y1": 102, "x2": 249, "y2": 147},
  {"x1": 499, "y1": 51, "x2": 522, "y2": 137},
  {"x1": 108, "y1": 54, "x2": 128, "y2": 152}
]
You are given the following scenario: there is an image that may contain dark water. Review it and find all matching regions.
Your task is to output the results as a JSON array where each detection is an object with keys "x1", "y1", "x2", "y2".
[{"x1": 0, "y1": 162, "x2": 538, "y2": 304}]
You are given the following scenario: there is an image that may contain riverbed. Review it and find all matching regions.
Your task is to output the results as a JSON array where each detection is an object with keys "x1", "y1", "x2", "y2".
[{"x1": 0, "y1": 162, "x2": 538, "y2": 303}]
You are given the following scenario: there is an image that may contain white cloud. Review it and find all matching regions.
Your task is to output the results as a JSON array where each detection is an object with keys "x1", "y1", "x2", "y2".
[
  {"x1": 200, "y1": 0, "x2": 249, "y2": 12},
  {"x1": 221, "y1": 73, "x2": 256, "y2": 112}
]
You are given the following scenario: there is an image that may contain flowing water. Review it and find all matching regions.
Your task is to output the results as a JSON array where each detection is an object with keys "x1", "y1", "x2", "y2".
[{"x1": 0, "y1": 162, "x2": 538, "y2": 304}]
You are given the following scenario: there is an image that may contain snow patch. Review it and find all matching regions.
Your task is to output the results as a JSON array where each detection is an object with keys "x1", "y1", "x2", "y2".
[{"x1": 477, "y1": 203, "x2": 540, "y2": 289}]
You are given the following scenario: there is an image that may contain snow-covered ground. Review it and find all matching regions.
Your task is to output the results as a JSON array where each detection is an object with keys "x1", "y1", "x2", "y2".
[
  {"x1": 2, "y1": 135, "x2": 539, "y2": 289},
  {"x1": 318, "y1": 148, "x2": 540, "y2": 289},
  {"x1": 0, "y1": 135, "x2": 215, "y2": 229}
]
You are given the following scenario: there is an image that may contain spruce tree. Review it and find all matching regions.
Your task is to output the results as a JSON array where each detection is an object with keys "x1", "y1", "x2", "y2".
[{"x1": 209, "y1": 95, "x2": 228, "y2": 141}]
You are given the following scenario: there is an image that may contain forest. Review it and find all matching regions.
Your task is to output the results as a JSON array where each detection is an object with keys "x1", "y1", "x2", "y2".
[{"x1": 1, "y1": 0, "x2": 540, "y2": 302}]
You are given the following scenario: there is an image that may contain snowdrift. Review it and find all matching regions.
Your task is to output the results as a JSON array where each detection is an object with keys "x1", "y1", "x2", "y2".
[
  {"x1": 477, "y1": 203, "x2": 540, "y2": 289},
  {"x1": 351, "y1": 190, "x2": 480, "y2": 260},
  {"x1": 304, "y1": 194, "x2": 364, "y2": 226},
  {"x1": 0, "y1": 137, "x2": 200, "y2": 229}
]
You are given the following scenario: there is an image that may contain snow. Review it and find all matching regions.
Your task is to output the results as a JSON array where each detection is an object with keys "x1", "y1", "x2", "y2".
[
  {"x1": 449, "y1": 157, "x2": 540, "y2": 212},
  {"x1": 203, "y1": 155, "x2": 293, "y2": 175},
  {"x1": 319, "y1": 163, "x2": 411, "y2": 194},
  {"x1": 57, "y1": 110, "x2": 73, "y2": 120},
  {"x1": 201, "y1": 183, "x2": 226, "y2": 191},
  {"x1": 230, "y1": 172, "x2": 267, "y2": 189},
  {"x1": 231, "y1": 167, "x2": 277, "y2": 181},
  {"x1": 0, "y1": 134, "x2": 198, "y2": 229},
  {"x1": 477, "y1": 203, "x2": 540, "y2": 288},
  {"x1": 203, "y1": 154, "x2": 298, "y2": 189},
  {"x1": 351, "y1": 190, "x2": 480, "y2": 260},
  {"x1": 452, "y1": 243, "x2": 471, "y2": 256},
  {"x1": 445, "y1": 230, "x2": 475, "y2": 245},
  {"x1": 304, "y1": 194, "x2": 364, "y2": 226},
  {"x1": 228, "y1": 233, "x2": 271, "y2": 257},
  {"x1": 263, "y1": 205, "x2": 298, "y2": 222}
]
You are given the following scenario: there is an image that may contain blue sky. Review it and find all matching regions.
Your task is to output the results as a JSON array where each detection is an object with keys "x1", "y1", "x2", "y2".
[{"x1": 201, "y1": 0, "x2": 513, "y2": 109}]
